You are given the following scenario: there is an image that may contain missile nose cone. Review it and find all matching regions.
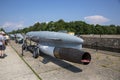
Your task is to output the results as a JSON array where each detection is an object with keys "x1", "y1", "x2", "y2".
[
  {"x1": 79, "y1": 38, "x2": 84, "y2": 43},
  {"x1": 74, "y1": 37, "x2": 84, "y2": 44}
]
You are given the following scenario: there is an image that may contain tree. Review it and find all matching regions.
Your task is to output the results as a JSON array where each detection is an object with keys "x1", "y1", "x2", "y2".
[
  {"x1": 9, "y1": 19, "x2": 120, "y2": 35},
  {"x1": 54, "y1": 19, "x2": 67, "y2": 31},
  {"x1": 116, "y1": 26, "x2": 120, "y2": 34}
]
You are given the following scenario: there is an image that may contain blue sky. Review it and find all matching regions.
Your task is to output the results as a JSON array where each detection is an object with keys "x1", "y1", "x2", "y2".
[{"x1": 0, "y1": 0, "x2": 120, "y2": 32}]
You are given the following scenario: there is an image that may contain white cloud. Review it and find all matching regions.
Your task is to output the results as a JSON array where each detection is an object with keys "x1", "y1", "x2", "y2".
[
  {"x1": 84, "y1": 15, "x2": 110, "y2": 24},
  {"x1": 2, "y1": 21, "x2": 24, "y2": 32}
]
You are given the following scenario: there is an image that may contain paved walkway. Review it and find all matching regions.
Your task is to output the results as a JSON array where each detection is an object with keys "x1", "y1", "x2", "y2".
[{"x1": 0, "y1": 45, "x2": 39, "y2": 80}]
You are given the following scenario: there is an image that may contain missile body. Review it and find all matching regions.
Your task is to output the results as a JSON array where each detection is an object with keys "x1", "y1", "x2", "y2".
[{"x1": 25, "y1": 31, "x2": 91, "y2": 65}]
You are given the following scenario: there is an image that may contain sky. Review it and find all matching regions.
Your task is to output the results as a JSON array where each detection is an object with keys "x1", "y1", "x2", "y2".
[{"x1": 0, "y1": 0, "x2": 120, "y2": 32}]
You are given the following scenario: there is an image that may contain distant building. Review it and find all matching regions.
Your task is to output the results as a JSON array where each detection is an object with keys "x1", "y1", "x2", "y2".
[{"x1": 68, "y1": 32, "x2": 75, "y2": 36}]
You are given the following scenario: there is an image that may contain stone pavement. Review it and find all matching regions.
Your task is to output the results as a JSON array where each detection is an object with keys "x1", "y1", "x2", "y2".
[{"x1": 0, "y1": 45, "x2": 39, "y2": 80}]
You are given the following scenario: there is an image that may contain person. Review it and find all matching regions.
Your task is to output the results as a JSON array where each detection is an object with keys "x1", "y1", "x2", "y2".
[
  {"x1": 0, "y1": 33, "x2": 6, "y2": 58},
  {"x1": 5, "y1": 35, "x2": 10, "y2": 45}
]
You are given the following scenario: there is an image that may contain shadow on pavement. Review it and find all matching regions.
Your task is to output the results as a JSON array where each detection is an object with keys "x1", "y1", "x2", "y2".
[
  {"x1": 0, "y1": 54, "x2": 7, "y2": 59},
  {"x1": 41, "y1": 54, "x2": 83, "y2": 73}
]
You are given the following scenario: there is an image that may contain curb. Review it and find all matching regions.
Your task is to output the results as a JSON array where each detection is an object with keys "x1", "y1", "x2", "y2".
[{"x1": 10, "y1": 44, "x2": 42, "y2": 80}]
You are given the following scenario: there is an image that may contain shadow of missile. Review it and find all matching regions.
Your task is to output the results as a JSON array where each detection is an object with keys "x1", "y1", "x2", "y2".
[
  {"x1": 40, "y1": 53, "x2": 83, "y2": 73},
  {"x1": 26, "y1": 46, "x2": 83, "y2": 73}
]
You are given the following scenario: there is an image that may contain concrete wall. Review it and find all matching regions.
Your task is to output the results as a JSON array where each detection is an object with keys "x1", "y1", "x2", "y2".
[{"x1": 81, "y1": 36, "x2": 120, "y2": 52}]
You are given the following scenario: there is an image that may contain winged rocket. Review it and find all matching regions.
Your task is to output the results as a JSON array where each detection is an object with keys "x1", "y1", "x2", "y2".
[{"x1": 22, "y1": 31, "x2": 91, "y2": 65}]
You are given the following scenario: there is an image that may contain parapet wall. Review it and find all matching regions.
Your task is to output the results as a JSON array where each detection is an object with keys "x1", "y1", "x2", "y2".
[{"x1": 80, "y1": 35, "x2": 120, "y2": 52}]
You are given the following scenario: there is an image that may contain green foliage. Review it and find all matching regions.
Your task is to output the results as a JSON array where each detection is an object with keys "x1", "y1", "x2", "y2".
[
  {"x1": 9, "y1": 19, "x2": 120, "y2": 34},
  {"x1": 0, "y1": 28, "x2": 5, "y2": 32},
  {"x1": 116, "y1": 26, "x2": 120, "y2": 34}
]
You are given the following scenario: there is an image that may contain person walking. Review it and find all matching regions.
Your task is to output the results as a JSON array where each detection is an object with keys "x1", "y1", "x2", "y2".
[{"x1": 0, "y1": 32, "x2": 6, "y2": 58}]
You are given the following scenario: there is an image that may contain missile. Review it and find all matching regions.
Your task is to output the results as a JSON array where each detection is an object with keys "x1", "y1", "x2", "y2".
[{"x1": 25, "y1": 31, "x2": 91, "y2": 65}]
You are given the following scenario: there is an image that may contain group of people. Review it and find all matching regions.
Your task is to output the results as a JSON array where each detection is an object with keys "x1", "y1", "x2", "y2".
[{"x1": 0, "y1": 32, "x2": 7, "y2": 58}]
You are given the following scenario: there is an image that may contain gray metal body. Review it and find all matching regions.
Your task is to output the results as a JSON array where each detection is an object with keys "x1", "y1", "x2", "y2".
[
  {"x1": 25, "y1": 31, "x2": 91, "y2": 64},
  {"x1": 15, "y1": 33, "x2": 24, "y2": 43},
  {"x1": 26, "y1": 31, "x2": 83, "y2": 49}
]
